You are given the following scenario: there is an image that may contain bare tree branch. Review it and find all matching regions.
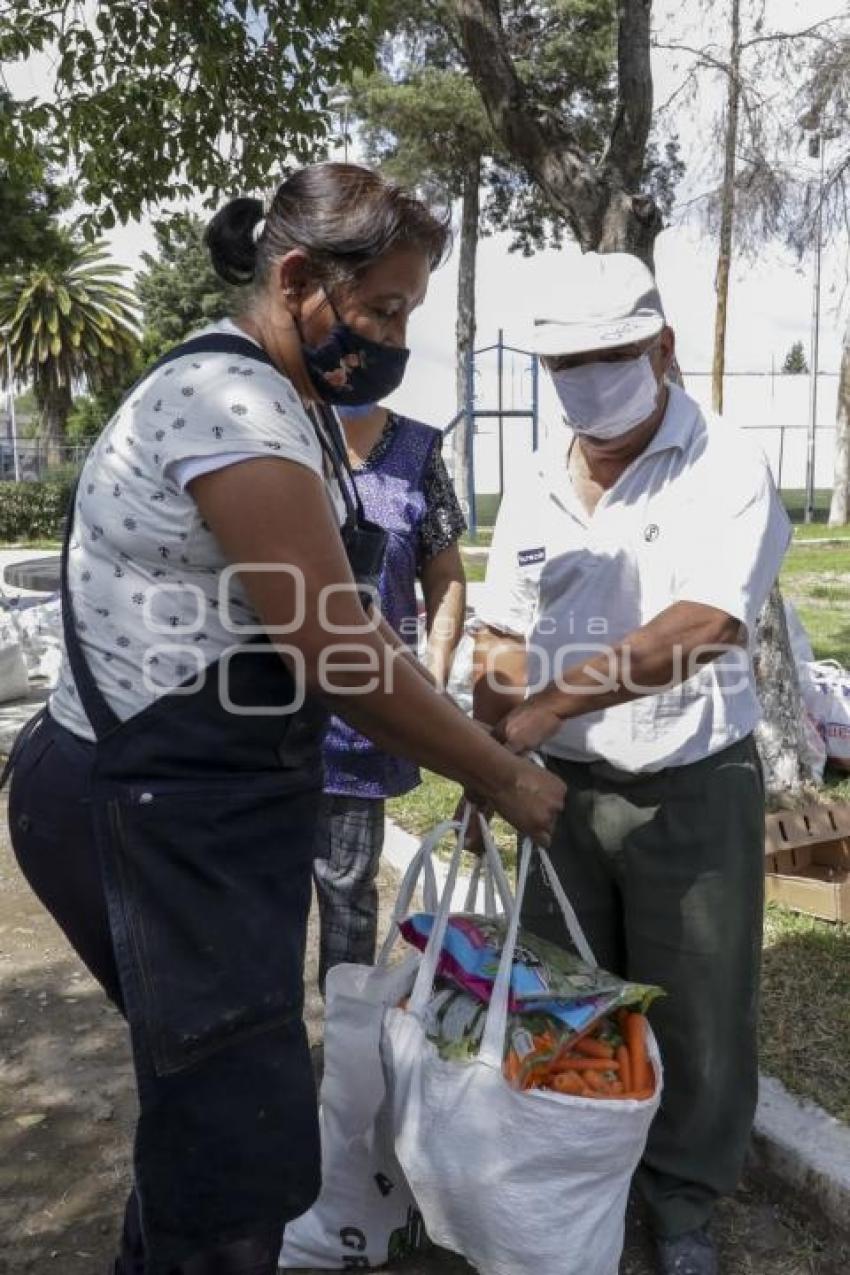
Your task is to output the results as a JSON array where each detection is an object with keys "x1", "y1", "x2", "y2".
[
  {"x1": 741, "y1": 17, "x2": 843, "y2": 50},
  {"x1": 655, "y1": 65, "x2": 701, "y2": 117},
  {"x1": 652, "y1": 40, "x2": 733, "y2": 76}
]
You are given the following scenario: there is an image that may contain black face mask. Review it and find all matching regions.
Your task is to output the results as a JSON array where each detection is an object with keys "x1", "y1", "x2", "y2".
[{"x1": 299, "y1": 294, "x2": 410, "y2": 406}]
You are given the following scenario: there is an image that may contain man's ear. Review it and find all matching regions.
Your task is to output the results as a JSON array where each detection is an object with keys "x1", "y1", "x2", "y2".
[{"x1": 658, "y1": 325, "x2": 676, "y2": 374}]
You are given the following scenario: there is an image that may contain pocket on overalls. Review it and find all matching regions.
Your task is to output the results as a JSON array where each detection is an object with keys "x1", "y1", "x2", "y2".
[
  {"x1": 105, "y1": 775, "x2": 319, "y2": 1076},
  {"x1": 2, "y1": 707, "x2": 51, "y2": 793}
]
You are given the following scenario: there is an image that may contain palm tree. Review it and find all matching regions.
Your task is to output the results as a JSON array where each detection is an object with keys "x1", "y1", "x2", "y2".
[{"x1": 0, "y1": 238, "x2": 139, "y2": 455}]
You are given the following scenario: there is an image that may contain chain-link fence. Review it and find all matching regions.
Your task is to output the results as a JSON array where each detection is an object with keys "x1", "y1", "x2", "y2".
[{"x1": 0, "y1": 440, "x2": 91, "y2": 481}]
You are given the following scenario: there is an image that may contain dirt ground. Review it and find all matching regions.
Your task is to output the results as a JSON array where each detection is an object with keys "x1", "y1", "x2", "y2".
[{"x1": 1, "y1": 799, "x2": 848, "y2": 1275}]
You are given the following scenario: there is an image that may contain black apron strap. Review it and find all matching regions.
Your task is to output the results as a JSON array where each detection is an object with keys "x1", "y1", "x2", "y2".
[
  {"x1": 306, "y1": 404, "x2": 389, "y2": 605},
  {"x1": 59, "y1": 476, "x2": 121, "y2": 740}
]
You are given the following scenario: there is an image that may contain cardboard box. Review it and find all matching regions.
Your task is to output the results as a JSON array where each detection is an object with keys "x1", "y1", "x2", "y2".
[{"x1": 765, "y1": 803, "x2": 850, "y2": 922}]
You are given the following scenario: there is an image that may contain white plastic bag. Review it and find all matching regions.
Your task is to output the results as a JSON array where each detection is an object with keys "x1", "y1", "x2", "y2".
[
  {"x1": 803, "y1": 659, "x2": 850, "y2": 772},
  {"x1": 383, "y1": 831, "x2": 663, "y2": 1275},
  {"x1": 281, "y1": 820, "x2": 455, "y2": 1270},
  {"x1": 0, "y1": 608, "x2": 30, "y2": 704},
  {"x1": 784, "y1": 600, "x2": 815, "y2": 666},
  {"x1": 15, "y1": 594, "x2": 63, "y2": 686}
]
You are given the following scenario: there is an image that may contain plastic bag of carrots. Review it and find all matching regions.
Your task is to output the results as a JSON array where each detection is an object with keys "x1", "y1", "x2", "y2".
[{"x1": 504, "y1": 1008, "x2": 656, "y2": 1099}]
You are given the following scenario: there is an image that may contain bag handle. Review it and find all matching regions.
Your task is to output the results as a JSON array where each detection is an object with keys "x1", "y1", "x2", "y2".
[
  {"x1": 374, "y1": 818, "x2": 454, "y2": 968},
  {"x1": 478, "y1": 837, "x2": 598, "y2": 1070},
  {"x1": 407, "y1": 803, "x2": 478, "y2": 1014},
  {"x1": 462, "y1": 811, "x2": 514, "y2": 916}
]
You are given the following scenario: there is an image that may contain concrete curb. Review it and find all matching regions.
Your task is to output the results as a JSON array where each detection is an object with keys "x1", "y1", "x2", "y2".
[
  {"x1": 751, "y1": 1075, "x2": 850, "y2": 1236},
  {"x1": 383, "y1": 815, "x2": 850, "y2": 1239}
]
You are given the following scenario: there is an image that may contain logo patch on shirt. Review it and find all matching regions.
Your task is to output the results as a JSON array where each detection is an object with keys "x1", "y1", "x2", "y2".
[
  {"x1": 518, "y1": 546, "x2": 546, "y2": 566},
  {"x1": 644, "y1": 523, "x2": 661, "y2": 543}
]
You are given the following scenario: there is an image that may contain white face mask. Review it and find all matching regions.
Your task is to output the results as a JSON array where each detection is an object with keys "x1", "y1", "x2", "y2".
[{"x1": 550, "y1": 352, "x2": 661, "y2": 440}]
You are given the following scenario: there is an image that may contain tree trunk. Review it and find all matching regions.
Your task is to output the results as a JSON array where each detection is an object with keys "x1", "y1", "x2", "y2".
[
  {"x1": 828, "y1": 311, "x2": 850, "y2": 526},
  {"x1": 38, "y1": 382, "x2": 72, "y2": 469},
  {"x1": 711, "y1": 0, "x2": 742, "y2": 416},
  {"x1": 450, "y1": 0, "x2": 660, "y2": 269},
  {"x1": 454, "y1": 154, "x2": 481, "y2": 527},
  {"x1": 754, "y1": 586, "x2": 819, "y2": 799}
]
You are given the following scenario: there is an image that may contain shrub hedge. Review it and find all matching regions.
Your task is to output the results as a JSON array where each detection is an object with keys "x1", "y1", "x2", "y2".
[{"x1": 0, "y1": 474, "x2": 76, "y2": 542}]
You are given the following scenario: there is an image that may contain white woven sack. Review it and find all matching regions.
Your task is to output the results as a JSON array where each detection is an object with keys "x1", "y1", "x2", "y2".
[
  {"x1": 281, "y1": 814, "x2": 503, "y2": 1270},
  {"x1": 805, "y1": 660, "x2": 850, "y2": 770},
  {"x1": 382, "y1": 828, "x2": 663, "y2": 1275}
]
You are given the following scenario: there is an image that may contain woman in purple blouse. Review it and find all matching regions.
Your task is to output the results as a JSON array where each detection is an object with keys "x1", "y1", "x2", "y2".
[{"x1": 314, "y1": 401, "x2": 467, "y2": 988}]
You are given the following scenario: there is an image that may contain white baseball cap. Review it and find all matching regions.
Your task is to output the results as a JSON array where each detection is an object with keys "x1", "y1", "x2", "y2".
[{"x1": 528, "y1": 251, "x2": 665, "y2": 357}]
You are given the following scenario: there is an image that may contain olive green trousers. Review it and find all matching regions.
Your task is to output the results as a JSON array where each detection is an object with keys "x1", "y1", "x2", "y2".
[{"x1": 522, "y1": 735, "x2": 765, "y2": 1239}]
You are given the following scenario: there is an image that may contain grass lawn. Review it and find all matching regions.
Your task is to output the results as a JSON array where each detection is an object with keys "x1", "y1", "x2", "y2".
[
  {"x1": 781, "y1": 488, "x2": 832, "y2": 524},
  {"x1": 792, "y1": 524, "x2": 850, "y2": 541},
  {"x1": 761, "y1": 905, "x2": 850, "y2": 1122},
  {"x1": 781, "y1": 538, "x2": 850, "y2": 668},
  {"x1": 460, "y1": 527, "x2": 494, "y2": 549},
  {"x1": 460, "y1": 554, "x2": 487, "y2": 584},
  {"x1": 387, "y1": 769, "x2": 516, "y2": 862}
]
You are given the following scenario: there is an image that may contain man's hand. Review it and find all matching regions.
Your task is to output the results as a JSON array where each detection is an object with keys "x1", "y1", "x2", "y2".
[{"x1": 493, "y1": 696, "x2": 563, "y2": 754}]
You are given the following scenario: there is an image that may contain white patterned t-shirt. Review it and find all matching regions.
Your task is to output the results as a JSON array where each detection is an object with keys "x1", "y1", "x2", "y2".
[{"x1": 50, "y1": 320, "x2": 345, "y2": 742}]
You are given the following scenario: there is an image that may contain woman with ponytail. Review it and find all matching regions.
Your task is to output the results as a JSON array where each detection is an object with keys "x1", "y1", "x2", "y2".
[{"x1": 4, "y1": 162, "x2": 565, "y2": 1274}]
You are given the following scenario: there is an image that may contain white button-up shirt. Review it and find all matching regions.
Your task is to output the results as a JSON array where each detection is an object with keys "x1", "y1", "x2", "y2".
[{"x1": 475, "y1": 384, "x2": 791, "y2": 772}]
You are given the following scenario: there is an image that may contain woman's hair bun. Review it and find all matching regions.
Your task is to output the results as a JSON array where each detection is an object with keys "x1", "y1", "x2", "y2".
[{"x1": 205, "y1": 197, "x2": 264, "y2": 285}]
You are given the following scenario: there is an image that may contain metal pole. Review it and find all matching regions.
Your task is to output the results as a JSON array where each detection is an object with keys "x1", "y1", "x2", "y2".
[
  {"x1": 531, "y1": 354, "x2": 539, "y2": 450},
  {"x1": 777, "y1": 426, "x2": 785, "y2": 494},
  {"x1": 497, "y1": 327, "x2": 504, "y2": 499},
  {"x1": 805, "y1": 137, "x2": 825, "y2": 523},
  {"x1": 2, "y1": 333, "x2": 20, "y2": 483}
]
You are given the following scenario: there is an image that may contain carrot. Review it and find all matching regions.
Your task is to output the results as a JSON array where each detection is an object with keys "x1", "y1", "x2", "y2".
[
  {"x1": 616, "y1": 1044, "x2": 632, "y2": 1094},
  {"x1": 574, "y1": 1037, "x2": 615, "y2": 1060},
  {"x1": 554, "y1": 1057, "x2": 620, "y2": 1073},
  {"x1": 619, "y1": 1087, "x2": 655, "y2": 1102},
  {"x1": 550, "y1": 1070, "x2": 585, "y2": 1096},
  {"x1": 625, "y1": 1013, "x2": 651, "y2": 1093},
  {"x1": 503, "y1": 1051, "x2": 522, "y2": 1086}
]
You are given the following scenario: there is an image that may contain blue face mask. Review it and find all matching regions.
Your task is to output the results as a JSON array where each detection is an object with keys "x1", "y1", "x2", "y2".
[{"x1": 300, "y1": 295, "x2": 409, "y2": 406}]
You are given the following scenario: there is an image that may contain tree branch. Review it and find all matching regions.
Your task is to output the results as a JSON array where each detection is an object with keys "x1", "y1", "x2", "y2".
[
  {"x1": 741, "y1": 17, "x2": 842, "y2": 50},
  {"x1": 448, "y1": 0, "x2": 593, "y2": 241},
  {"x1": 449, "y1": 0, "x2": 664, "y2": 264},
  {"x1": 655, "y1": 65, "x2": 700, "y2": 118},
  {"x1": 652, "y1": 40, "x2": 732, "y2": 77}
]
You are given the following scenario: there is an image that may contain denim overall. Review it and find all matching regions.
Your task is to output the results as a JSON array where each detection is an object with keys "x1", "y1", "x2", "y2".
[{"x1": 4, "y1": 334, "x2": 387, "y2": 1272}]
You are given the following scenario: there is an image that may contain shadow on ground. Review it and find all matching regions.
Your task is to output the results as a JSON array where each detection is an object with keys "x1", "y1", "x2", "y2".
[{"x1": 1, "y1": 808, "x2": 848, "y2": 1274}]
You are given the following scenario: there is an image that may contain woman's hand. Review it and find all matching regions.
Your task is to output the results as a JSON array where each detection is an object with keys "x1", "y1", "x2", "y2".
[
  {"x1": 452, "y1": 795, "x2": 492, "y2": 856},
  {"x1": 493, "y1": 696, "x2": 563, "y2": 755},
  {"x1": 491, "y1": 755, "x2": 565, "y2": 848}
]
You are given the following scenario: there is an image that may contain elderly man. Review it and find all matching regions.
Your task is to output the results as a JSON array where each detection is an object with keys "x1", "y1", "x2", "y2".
[{"x1": 472, "y1": 253, "x2": 790, "y2": 1275}]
